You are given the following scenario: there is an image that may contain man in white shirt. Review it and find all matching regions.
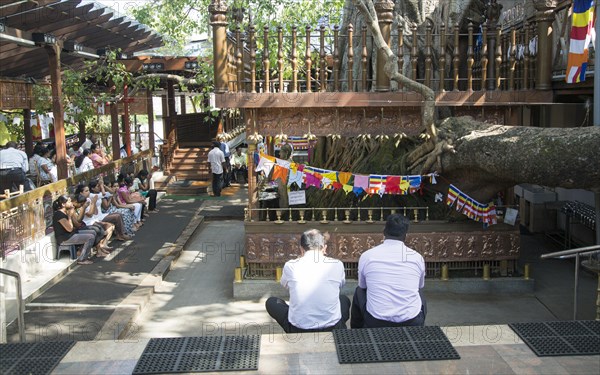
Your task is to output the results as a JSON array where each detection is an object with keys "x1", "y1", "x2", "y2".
[
  {"x1": 81, "y1": 133, "x2": 96, "y2": 151},
  {"x1": 230, "y1": 146, "x2": 247, "y2": 183},
  {"x1": 351, "y1": 214, "x2": 427, "y2": 328},
  {"x1": 207, "y1": 141, "x2": 226, "y2": 197},
  {"x1": 265, "y1": 229, "x2": 350, "y2": 333},
  {"x1": 0, "y1": 141, "x2": 34, "y2": 191}
]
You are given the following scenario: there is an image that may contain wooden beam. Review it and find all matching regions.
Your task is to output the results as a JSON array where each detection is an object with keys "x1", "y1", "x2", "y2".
[
  {"x1": 23, "y1": 108, "x2": 32, "y2": 156},
  {"x1": 110, "y1": 102, "x2": 120, "y2": 161},
  {"x1": 147, "y1": 89, "x2": 155, "y2": 153}
]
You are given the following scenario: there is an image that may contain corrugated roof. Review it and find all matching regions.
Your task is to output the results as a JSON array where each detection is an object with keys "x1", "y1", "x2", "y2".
[{"x1": 0, "y1": 0, "x2": 163, "y2": 79}]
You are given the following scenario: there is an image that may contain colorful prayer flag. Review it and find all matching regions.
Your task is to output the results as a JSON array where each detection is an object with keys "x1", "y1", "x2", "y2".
[{"x1": 566, "y1": 0, "x2": 596, "y2": 83}]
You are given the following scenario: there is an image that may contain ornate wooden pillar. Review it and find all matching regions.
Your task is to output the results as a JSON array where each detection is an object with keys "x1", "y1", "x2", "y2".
[
  {"x1": 110, "y1": 102, "x2": 120, "y2": 161},
  {"x1": 167, "y1": 80, "x2": 176, "y2": 137},
  {"x1": 147, "y1": 89, "x2": 155, "y2": 154},
  {"x1": 180, "y1": 95, "x2": 186, "y2": 115},
  {"x1": 533, "y1": 0, "x2": 557, "y2": 90},
  {"x1": 45, "y1": 43, "x2": 67, "y2": 180},
  {"x1": 375, "y1": 0, "x2": 394, "y2": 91},
  {"x1": 210, "y1": 0, "x2": 229, "y2": 93},
  {"x1": 78, "y1": 120, "x2": 86, "y2": 147},
  {"x1": 485, "y1": 0, "x2": 503, "y2": 90}
]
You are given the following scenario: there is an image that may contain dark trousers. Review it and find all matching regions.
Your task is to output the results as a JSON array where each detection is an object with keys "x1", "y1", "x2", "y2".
[
  {"x1": 223, "y1": 159, "x2": 232, "y2": 186},
  {"x1": 265, "y1": 295, "x2": 351, "y2": 333},
  {"x1": 0, "y1": 168, "x2": 34, "y2": 192},
  {"x1": 232, "y1": 166, "x2": 248, "y2": 183},
  {"x1": 146, "y1": 189, "x2": 157, "y2": 211},
  {"x1": 350, "y1": 287, "x2": 427, "y2": 329},
  {"x1": 212, "y1": 173, "x2": 223, "y2": 196}
]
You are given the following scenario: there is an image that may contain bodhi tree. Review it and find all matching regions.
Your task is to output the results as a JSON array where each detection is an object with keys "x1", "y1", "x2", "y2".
[{"x1": 322, "y1": 0, "x2": 600, "y2": 203}]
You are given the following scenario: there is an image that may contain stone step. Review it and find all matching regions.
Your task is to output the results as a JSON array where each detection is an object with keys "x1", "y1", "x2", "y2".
[
  {"x1": 168, "y1": 171, "x2": 211, "y2": 180},
  {"x1": 169, "y1": 164, "x2": 209, "y2": 171},
  {"x1": 166, "y1": 180, "x2": 210, "y2": 195}
]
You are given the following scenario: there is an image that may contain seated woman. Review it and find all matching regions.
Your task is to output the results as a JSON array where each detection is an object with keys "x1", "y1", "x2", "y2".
[
  {"x1": 75, "y1": 149, "x2": 94, "y2": 174},
  {"x1": 37, "y1": 147, "x2": 56, "y2": 185},
  {"x1": 52, "y1": 195, "x2": 96, "y2": 265},
  {"x1": 132, "y1": 169, "x2": 158, "y2": 212},
  {"x1": 71, "y1": 194, "x2": 113, "y2": 257},
  {"x1": 90, "y1": 179, "x2": 138, "y2": 236},
  {"x1": 75, "y1": 183, "x2": 131, "y2": 242},
  {"x1": 116, "y1": 175, "x2": 145, "y2": 223},
  {"x1": 89, "y1": 144, "x2": 110, "y2": 169}
]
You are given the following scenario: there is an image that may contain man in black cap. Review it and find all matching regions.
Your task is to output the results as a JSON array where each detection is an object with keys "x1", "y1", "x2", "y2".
[
  {"x1": 350, "y1": 213, "x2": 427, "y2": 328},
  {"x1": 207, "y1": 141, "x2": 226, "y2": 197}
]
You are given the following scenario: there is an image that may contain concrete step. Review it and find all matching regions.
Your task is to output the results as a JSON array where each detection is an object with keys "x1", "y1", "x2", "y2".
[{"x1": 166, "y1": 180, "x2": 210, "y2": 195}]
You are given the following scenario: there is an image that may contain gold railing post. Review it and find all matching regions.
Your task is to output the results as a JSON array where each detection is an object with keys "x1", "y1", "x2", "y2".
[
  {"x1": 249, "y1": 24, "x2": 256, "y2": 93},
  {"x1": 411, "y1": 23, "x2": 418, "y2": 81},
  {"x1": 441, "y1": 264, "x2": 449, "y2": 281},
  {"x1": 361, "y1": 25, "x2": 368, "y2": 92},
  {"x1": 467, "y1": 22, "x2": 474, "y2": 91},
  {"x1": 452, "y1": 23, "x2": 460, "y2": 91},
  {"x1": 524, "y1": 263, "x2": 530, "y2": 280},
  {"x1": 495, "y1": 28, "x2": 502, "y2": 90},
  {"x1": 375, "y1": 0, "x2": 394, "y2": 91},
  {"x1": 319, "y1": 25, "x2": 327, "y2": 92},
  {"x1": 234, "y1": 267, "x2": 242, "y2": 282},
  {"x1": 263, "y1": 26, "x2": 270, "y2": 93},
  {"x1": 533, "y1": 1, "x2": 556, "y2": 90},
  {"x1": 483, "y1": 264, "x2": 491, "y2": 280},
  {"x1": 509, "y1": 27, "x2": 517, "y2": 91},
  {"x1": 523, "y1": 22, "x2": 530, "y2": 90},
  {"x1": 236, "y1": 26, "x2": 243, "y2": 92},
  {"x1": 481, "y1": 23, "x2": 488, "y2": 91},
  {"x1": 347, "y1": 24, "x2": 354, "y2": 91},
  {"x1": 291, "y1": 26, "x2": 298, "y2": 92},
  {"x1": 277, "y1": 26, "x2": 284, "y2": 92},
  {"x1": 438, "y1": 22, "x2": 446, "y2": 91},
  {"x1": 305, "y1": 25, "x2": 312, "y2": 92},
  {"x1": 275, "y1": 266, "x2": 283, "y2": 282},
  {"x1": 425, "y1": 21, "x2": 433, "y2": 88},
  {"x1": 333, "y1": 25, "x2": 340, "y2": 91},
  {"x1": 209, "y1": 0, "x2": 229, "y2": 93},
  {"x1": 240, "y1": 255, "x2": 246, "y2": 269},
  {"x1": 397, "y1": 24, "x2": 404, "y2": 89}
]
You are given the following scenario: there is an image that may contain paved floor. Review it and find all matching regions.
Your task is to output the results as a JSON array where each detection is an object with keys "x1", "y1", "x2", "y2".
[{"x1": 5, "y1": 184, "x2": 600, "y2": 374}]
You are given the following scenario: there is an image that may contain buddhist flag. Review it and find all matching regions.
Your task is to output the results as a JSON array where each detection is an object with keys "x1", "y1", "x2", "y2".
[{"x1": 566, "y1": 0, "x2": 596, "y2": 83}]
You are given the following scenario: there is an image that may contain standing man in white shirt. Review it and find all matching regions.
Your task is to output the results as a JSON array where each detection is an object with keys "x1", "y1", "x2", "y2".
[
  {"x1": 207, "y1": 141, "x2": 226, "y2": 197},
  {"x1": 265, "y1": 229, "x2": 350, "y2": 332},
  {"x1": 351, "y1": 214, "x2": 427, "y2": 328},
  {"x1": 0, "y1": 141, "x2": 34, "y2": 191}
]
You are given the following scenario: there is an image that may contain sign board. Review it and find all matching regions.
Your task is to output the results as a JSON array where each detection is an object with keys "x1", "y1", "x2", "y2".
[
  {"x1": 288, "y1": 190, "x2": 306, "y2": 205},
  {"x1": 503, "y1": 207, "x2": 519, "y2": 226}
]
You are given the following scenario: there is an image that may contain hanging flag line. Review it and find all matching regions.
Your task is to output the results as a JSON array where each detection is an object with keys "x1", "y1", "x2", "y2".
[{"x1": 254, "y1": 152, "x2": 497, "y2": 225}]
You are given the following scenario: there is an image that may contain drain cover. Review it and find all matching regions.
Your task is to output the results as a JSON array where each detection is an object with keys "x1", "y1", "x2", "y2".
[
  {"x1": 509, "y1": 320, "x2": 600, "y2": 357},
  {"x1": 132, "y1": 336, "x2": 260, "y2": 374},
  {"x1": 0, "y1": 341, "x2": 75, "y2": 375},
  {"x1": 333, "y1": 326, "x2": 460, "y2": 364}
]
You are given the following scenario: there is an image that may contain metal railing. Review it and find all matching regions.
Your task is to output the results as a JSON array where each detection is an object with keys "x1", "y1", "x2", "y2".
[
  {"x1": 0, "y1": 268, "x2": 25, "y2": 342},
  {"x1": 245, "y1": 206, "x2": 429, "y2": 223},
  {"x1": 541, "y1": 245, "x2": 600, "y2": 320}
]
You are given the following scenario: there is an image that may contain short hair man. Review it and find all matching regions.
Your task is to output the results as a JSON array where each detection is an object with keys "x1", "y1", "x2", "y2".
[
  {"x1": 207, "y1": 141, "x2": 226, "y2": 197},
  {"x1": 350, "y1": 214, "x2": 427, "y2": 328},
  {"x1": 0, "y1": 141, "x2": 33, "y2": 191},
  {"x1": 266, "y1": 229, "x2": 350, "y2": 333},
  {"x1": 230, "y1": 146, "x2": 247, "y2": 183}
]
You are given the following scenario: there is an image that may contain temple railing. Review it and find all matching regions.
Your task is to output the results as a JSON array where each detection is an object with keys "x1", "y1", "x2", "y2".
[
  {"x1": 0, "y1": 150, "x2": 153, "y2": 259},
  {"x1": 245, "y1": 206, "x2": 429, "y2": 223}
]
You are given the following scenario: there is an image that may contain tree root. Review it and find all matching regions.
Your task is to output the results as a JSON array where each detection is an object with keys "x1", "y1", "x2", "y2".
[{"x1": 408, "y1": 139, "x2": 456, "y2": 174}]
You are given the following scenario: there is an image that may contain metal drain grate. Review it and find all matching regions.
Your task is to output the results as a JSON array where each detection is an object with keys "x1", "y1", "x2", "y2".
[
  {"x1": 509, "y1": 320, "x2": 600, "y2": 357},
  {"x1": 0, "y1": 341, "x2": 75, "y2": 375},
  {"x1": 333, "y1": 326, "x2": 460, "y2": 364},
  {"x1": 132, "y1": 335, "x2": 260, "y2": 374}
]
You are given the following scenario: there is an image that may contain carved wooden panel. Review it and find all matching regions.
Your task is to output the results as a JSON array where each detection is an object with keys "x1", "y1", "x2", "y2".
[
  {"x1": 256, "y1": 107, "x2": 423, "y2": 137},
  {"x1": 246, "y1": 230, "x2": 520, "y2": 263},
  {"x1": 453, "y1": 107, "x2": 506, "y2": 125}
]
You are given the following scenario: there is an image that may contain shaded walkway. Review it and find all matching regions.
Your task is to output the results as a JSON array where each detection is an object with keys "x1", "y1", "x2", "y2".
[{"x1": 8, "y1": 198, "x2": 204, "y2": 342}]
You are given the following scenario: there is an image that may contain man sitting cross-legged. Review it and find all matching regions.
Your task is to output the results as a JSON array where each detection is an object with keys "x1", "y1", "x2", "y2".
[
  {"x1": 351, "y1": 214, "x2": 427, "y2": 328},
  {"x1": 266, "y1": 229, "x2": 350, "y2": 333}
]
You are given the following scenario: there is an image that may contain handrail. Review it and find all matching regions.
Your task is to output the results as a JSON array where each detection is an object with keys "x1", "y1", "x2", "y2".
[
  {"x1": 540, "y1": 244, "x2": 600, "y2": 320},
  {"x1": 541, "y1": 245, "x2": 600, "y2": 259},
  {"x1": 0, "y1": 268, "x2": 25, "y2": 342}
]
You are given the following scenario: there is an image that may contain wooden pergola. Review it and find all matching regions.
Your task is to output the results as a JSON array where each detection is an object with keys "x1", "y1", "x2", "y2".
[{"x1": 0, "y1": 0, "x2": 163, "y2": 179}]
